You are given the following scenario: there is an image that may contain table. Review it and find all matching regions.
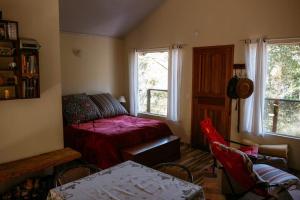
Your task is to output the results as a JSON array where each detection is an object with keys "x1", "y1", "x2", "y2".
[{"x1": 47, "y1": 161, "x2": 205, "y2": 200}]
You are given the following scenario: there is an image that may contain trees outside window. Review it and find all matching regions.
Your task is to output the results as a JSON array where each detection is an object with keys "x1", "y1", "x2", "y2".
[
  {"x1": 264, "y1": 43, "x2": 300, "y2": 137},
  {"x1": 137, "y1": 50, "x2": 168, "y2": 116}
]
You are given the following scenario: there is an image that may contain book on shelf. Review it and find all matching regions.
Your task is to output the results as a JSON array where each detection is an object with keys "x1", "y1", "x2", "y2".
[
  {"x1": 7, "y1": 23, "x2": 17, "y2": 40},
  {"x1": 22, "y1": 80, "x2": 26, "y2": 98},
  {"x1": 0, "y1": 22, "x2": 7, "y2": 40},
  {"x1": 21, "y1": 54, "x2": 37, "y2": 75},
  {"x1": 29, "y1": 55, "x2": 36, "y2": 73},
  {"x1": 0, "y1": 22, "x2": 17, "y2": 40},
  {"x1": 22, "y1": 78, "x2": 38, "y2": 98}
]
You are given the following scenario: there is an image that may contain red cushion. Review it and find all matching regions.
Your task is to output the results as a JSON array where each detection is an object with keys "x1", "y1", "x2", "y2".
[
  {"x1": 239, "y1": 146, "x2": 259, "y2": 158},
  {"x1": 211, "y1": 142, "x2": 257, "y2": 189}
]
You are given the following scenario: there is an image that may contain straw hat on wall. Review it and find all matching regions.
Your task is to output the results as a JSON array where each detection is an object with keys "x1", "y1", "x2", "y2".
[{"x1": 235, "y1": 78, "x2": 254, "y2": 99}]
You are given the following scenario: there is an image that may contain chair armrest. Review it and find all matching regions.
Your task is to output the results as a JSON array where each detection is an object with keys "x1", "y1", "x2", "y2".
[
  {"x1": 225, "y1": 139, "x2": 250, "y2": 147},
  {"x1": 153, "y1": 162, "x2": 194, "y2": 183},
  {"x1": 259, "y1": 144, "x2": 288, "y2": 159}
]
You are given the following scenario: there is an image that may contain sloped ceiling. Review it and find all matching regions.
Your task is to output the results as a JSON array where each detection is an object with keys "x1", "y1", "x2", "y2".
[{"x1": 59, "y1": 0, "x2": 165, "y2": 38}]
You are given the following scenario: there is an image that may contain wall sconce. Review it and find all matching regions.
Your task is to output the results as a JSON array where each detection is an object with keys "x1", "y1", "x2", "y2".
[{"x1": 72, "y1": 48, "x2": 81, "y2": 57}]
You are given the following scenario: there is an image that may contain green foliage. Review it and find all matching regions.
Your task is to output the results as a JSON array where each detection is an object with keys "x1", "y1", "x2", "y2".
[
  {"x1": 266, "y1": 44, "x2": 300, "y2": 99},
  {"x1": 149, "y1": 90, "x2": 168, "y2": 116},
  {"x1": 264, "y1": 44, "x2": 300, "y2": 137},
  {"x1": 137, "y1": 51, "x2": 168, "y2": 116}
]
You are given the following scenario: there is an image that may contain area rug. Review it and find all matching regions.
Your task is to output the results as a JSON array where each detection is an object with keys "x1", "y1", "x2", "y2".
[{"x1": 175, "y1": 143, "x2": 214, "y2": 185}]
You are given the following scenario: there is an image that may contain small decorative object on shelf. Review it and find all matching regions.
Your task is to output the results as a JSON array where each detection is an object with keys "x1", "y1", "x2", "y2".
[
  {"x1": 0, "y1": 86, "x2": 15, "y2": 99},
  {"x1": 0, "y1": 47, "x2": 15, "y2": 56},
  {"x1": 4, "y1": 89, "x2": 10, "y2": 99},
  {"x1": 8, "y1": 61, "x2": 16, "y2": 69},
  {"x1": 0, "y1": 19, "x2": 41, "y2": 101}
]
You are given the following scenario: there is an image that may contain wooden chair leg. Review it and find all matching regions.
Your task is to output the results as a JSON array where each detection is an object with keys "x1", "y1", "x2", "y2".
[{"x1": 212, "y1": 157, "x2": 217, "y2": 175}]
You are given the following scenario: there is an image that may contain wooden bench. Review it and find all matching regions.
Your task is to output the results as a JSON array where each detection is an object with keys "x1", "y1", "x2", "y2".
[
  {"x1": 0, "y1": 147, "x2": 81, "y2": 183},
  {"x1": 121, "y1": 135, "x2": 180, "y2": 166}
]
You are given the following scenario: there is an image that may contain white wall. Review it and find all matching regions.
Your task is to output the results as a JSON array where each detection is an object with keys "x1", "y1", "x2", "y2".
[
  {"x1": 125, "y1": 0, "x2": 300, "y2": 169},
  {"x1": 60, "y1": 32, "x2": 127, "y2": 97},
  {"x1": 0, "y1": 0, "x2": 63, "y2": 163}
]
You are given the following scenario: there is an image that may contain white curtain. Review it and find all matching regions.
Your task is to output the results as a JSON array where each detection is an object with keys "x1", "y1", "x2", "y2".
[
  {"x1": 167, "y1": 46, "x2": 183, "y2": 122},
  {"x1": 129, "y1": 50, "x2": 138, "y2": 116},
  {"x1": 242, "y1": 38, "x2": 268, "y2": 135}
]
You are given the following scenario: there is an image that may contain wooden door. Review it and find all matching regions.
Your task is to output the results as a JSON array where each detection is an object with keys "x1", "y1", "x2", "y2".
[{"x1": 191, "y1": 45, "x2": 234, "y2": 150}]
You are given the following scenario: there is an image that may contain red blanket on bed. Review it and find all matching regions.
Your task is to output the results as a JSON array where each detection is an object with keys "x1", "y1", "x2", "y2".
[{"x1": 64, "y1": 115, "x2": 173, "y2": 169}]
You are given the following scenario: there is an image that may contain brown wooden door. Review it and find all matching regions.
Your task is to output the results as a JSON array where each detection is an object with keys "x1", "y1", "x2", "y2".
[{"x1": 191, "y1": 45, "x2": 234, "y2": 150}]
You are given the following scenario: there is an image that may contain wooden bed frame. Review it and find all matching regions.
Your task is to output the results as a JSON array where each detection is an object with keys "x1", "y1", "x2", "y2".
[{"x1": 121, "y1": 135, "x2": 180, "y2": 166}]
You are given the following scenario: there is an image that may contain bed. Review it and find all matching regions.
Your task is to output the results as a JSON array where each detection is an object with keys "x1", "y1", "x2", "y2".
[{"x1": 62, "y1": 93, "x2": 175, "y2": 169}]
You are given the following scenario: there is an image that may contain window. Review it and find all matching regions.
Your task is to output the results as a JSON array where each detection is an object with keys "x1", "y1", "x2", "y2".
[
  {"x1": 137, "y1": 50, "x2": 169, "y2": 116},
  {"x1": 264, "y1": 42, "x2": 300, "y2": 137},
  {"x1": 129, "y1": 47, "x2": 181, "y2": 120}
]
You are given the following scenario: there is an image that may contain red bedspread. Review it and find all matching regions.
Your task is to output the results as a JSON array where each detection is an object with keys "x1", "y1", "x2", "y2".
[{"x1": 64, "y1": 115, "x2": 173, "y2": 169}]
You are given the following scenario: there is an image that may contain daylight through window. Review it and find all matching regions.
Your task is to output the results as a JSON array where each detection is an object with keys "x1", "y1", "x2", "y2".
[
  {"x1": 137, "y1": 50, "x2": 169, "y2": 116},
  {"x1": 264, "y1": 42, "x2": 300, "y2": 137}
]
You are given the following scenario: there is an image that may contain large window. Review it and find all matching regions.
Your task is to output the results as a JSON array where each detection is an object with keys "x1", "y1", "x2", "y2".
[
  {"x1": 264, "y1": 42, "x2": 300, "y2": 137},
  {"x1": 137, "y1": 50, "x2": 169, "y2": 116}
]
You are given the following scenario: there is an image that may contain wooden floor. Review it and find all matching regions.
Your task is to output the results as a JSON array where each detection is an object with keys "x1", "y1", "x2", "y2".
[{"x1": 176, "y1": 143, "x2": 225, "y2": 200}]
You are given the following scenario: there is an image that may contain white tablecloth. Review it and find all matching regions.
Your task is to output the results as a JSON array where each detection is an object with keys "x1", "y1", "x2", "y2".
[{"x1": 48, "y1": 161, "x2": 205, "y2": 200}]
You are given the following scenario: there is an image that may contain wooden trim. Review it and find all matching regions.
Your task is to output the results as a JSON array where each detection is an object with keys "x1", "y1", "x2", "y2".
[
  {"x1": 121, "y1": 135, "x2": 180, "y2": 166},
  {"x1": 0, "y1": 148, "x2": 81, "y2": 183},
  {"x1": 0, "y1": 20, "x2": 18, "y2": 23},
  {"x1": 193, "y1": 44, "x2": 235, "y2": 50}
]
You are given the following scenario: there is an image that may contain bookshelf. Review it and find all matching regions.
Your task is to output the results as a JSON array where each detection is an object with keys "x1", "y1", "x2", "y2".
[
  {"x1": 20, "y1": 49, "x2": 40, "y2": 98},
  {"x1": 0, "y1": 19, "x2": 40, "y2": 100}
]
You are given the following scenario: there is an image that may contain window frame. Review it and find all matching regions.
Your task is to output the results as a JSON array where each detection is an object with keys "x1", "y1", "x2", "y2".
[
  {"x1": 263, "y1": 39, "x2": 300, "y2": 138},
  {"x1": 136, "y1": 48, "x2": 170, "y2": 117}
]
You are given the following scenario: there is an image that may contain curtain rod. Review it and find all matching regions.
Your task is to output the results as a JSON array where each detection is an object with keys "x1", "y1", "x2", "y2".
[
  {"x1": 266, "y1": 37, "x2": 300, "y2": 42},
  {"x1": 239, "y1": 36, "x2": 300, "y2": 43},
  {"x1": 136, "y1": 46, "x2": 168, "y2": 52},
  {"x1": 135, "y1": 44, "x2": 187, "y2": 52}
]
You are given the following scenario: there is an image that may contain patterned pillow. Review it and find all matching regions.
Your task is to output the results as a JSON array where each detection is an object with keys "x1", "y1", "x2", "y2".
[
  {"x1": 89, "y1": 93, "x2": 128, "y2": 118},
  {"x1": 62, "y1": 94, "x2": 102, "y2": 124},
  {"x1": 211, "y1": 142, "x2": 263, "y2": 189}
]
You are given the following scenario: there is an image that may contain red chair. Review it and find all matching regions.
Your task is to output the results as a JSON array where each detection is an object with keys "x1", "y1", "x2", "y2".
[
  {"x1": 211, "y1": 141, "x2": 299, "y2": 199},
  {"x1": 200, "y1": 118, "x2": 258, "y2": 158},
  {"x1": 200, "y1": 118, "x2": 299, "y2": 198}
]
